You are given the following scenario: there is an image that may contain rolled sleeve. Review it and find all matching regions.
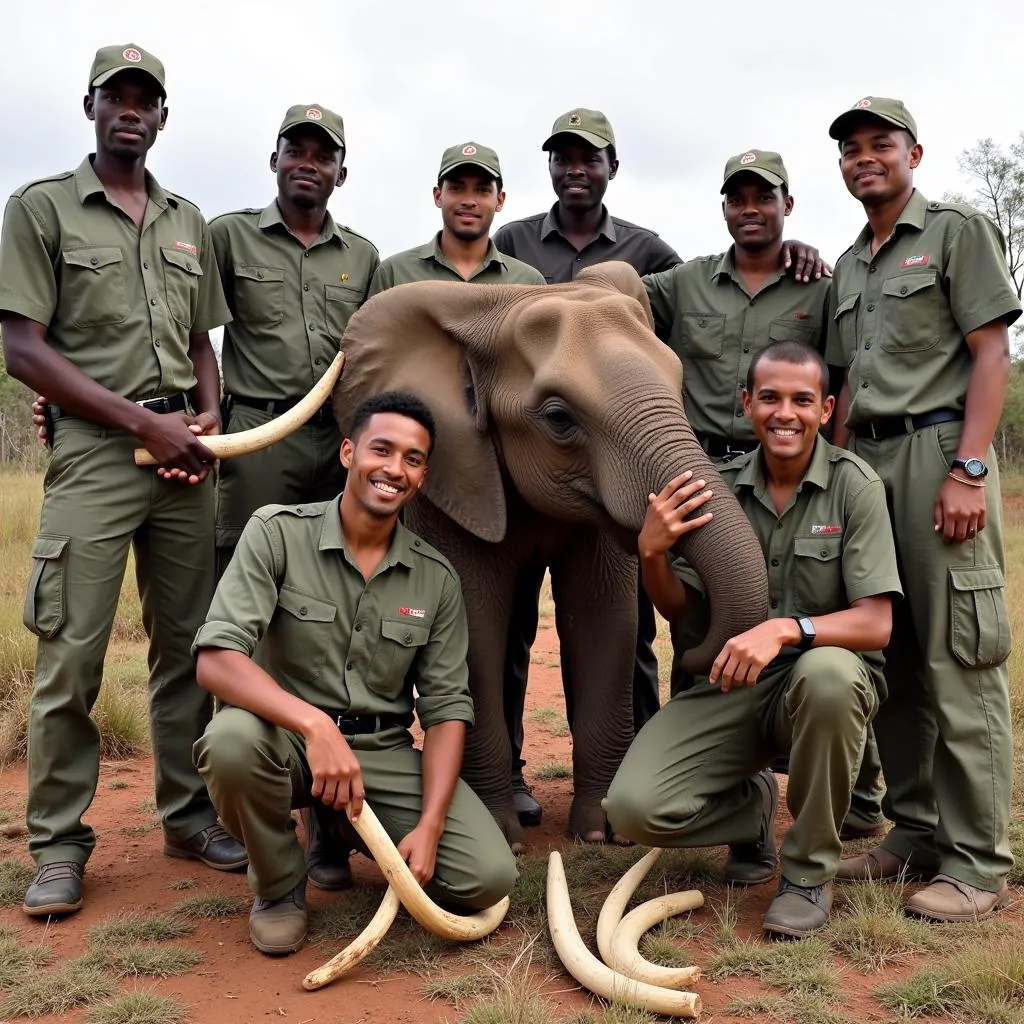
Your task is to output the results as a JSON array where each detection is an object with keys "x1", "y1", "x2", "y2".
[
  {"x1": 0, "y1": 195, "x2": 57, "y2": 324},
  {"x1": 191, "y1": 217, "x2": 232, "y2": 334},
  {"x1": 366, "y1": 260, "x2": 395, "y2": 299},
  {"x1": 947, "y1": 214, "x2": 1023, "y2": 334},
  {"x1": 842, "y1": 478, "x2": 903, "y2": 604},
  {"x1": 413, "y1": 572, "x2": 474, "y2": 729}
]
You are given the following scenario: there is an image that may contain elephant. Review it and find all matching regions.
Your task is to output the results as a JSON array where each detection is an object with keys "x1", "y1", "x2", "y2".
[{"x1": 331, "y1": 261, "x2": 768, "y2": 850}]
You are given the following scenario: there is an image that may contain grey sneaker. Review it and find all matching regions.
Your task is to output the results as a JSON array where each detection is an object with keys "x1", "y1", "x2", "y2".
[
  {"x1": 23, "y1": 861, "x2": 84, "y2": 917},
  {"x1": 249, "y1": 878, "x2": 308, "y2": 955},
  {"x1": 763, "y1": 877, "x2": 833, "y2": 938},
  {"x1": 724, "y1": 769, "x2": 779, "y2": 885}
]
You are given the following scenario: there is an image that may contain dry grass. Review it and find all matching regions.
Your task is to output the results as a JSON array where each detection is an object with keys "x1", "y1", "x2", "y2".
[
  {"x1": 534, "y1": 760, "x2": 572, "y2": 780},
  {"x1": 88, "y1": 912, "x2": 194, "y2": 946},
  {"x1": 85, "y1": 943, "x2": 202, "y2": 979},
  {"x1": 171, "y1": 893, "x2": 247, "y2": 919},
  {"x1": 0, "y1": 922, "x2": 54, "y2": 988},
  {"x1": 0, "y1": 957, "x2": 116, "y2": 1018},
  {"x1": 0, "y1": 857, "x2": 33, "y2": 907},
  {"x1": 84, "y1": 990, "x2": 187, "y2": 1024}
]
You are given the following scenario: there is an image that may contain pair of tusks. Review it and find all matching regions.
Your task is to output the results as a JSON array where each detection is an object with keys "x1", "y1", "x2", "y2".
[
  {"x1": 133, "y1": 351, "x2": 347, "y2": 466},
  {"x1": 302, "y1": 801, "x2": 510, "y2": 991},
  {"x1": 547, "y1": 848, "x2": 703, "y2": 1018}
]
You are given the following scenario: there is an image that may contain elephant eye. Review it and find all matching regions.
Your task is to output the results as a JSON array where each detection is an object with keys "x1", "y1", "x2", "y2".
[{"x1": 539, "y1": 399, "x2": 580, "y2": 440}]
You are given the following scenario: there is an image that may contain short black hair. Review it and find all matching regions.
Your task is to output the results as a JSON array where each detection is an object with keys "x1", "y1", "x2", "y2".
[
  {"x1": 746, "y1": 340, "x2": 829, "y2": 397},
  {"x1": 437, "y1": 170, "x2": 504, "y2": 192},
  {"x1": 348, "y1": 391, "x2": 437, "y2": 455}
]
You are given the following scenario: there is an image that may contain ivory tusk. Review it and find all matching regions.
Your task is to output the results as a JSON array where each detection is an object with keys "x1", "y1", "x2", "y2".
[
  {"x1": 596, "y1": 847, "x2": 663, "y2": 967},
  {"x1": 609, "y1": 891, "x2": 703, "y2": 989},
  {"x1": 546, "y1": 852, "x2": 701, "y2": 1019},
  {"x1": 133, "y1": 350, "x2": 346, "y2": 465},
  {"x1": 302, "y1": 885, "x2": 400, "y2": 991}
]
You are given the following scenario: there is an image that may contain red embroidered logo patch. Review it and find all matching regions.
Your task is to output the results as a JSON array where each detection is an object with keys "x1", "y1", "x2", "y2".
[
  {"x1": 810, "y1": 524, "x2": 842, "y2": 535},
  {"x1": 174, "y1": 240, "x2": 197, "y2": 256},
  {"x1": 398, "y1": 606, "x2": 426, "y2": 618},
  {"x1": 792, "y1": 311, "x2": 810, "y2": 319},
  {"x1": 900, "y1": 254, "x2": 930, "y2": 268}
]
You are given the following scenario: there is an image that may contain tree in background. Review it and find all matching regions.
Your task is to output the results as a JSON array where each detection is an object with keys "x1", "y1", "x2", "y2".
[{"x1": 0, "y1": 357, "x2": 45, "y2": 470}]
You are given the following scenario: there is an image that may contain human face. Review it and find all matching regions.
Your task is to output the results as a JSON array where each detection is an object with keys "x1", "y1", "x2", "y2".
[
  {"x1": 722, "y1": 176, "x2": 793, "y2": 254},
  {"x1": 743, "y1": 358, "x2": 833, "y2": 463},
  {"x1": 433, "y1": 169, "x2": 505, "y2": 242},
  {"x1": 838, "y1": 122, "x2": 922, "y2": 208},
  {"x1": 340, "y1": 412, "x2": 430, "y2": 519},
  {"x1": 84, "y1": 72, "x2": 166, "y2": 161},
  {"x1": 548, "y1": 139, "x2": 618, "y2": 213},
  {"x1": 271, "y1": 128, "x2": 346, "y2": 210}
]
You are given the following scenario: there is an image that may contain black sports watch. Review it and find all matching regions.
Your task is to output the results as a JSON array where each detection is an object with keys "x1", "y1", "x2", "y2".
[
  {"x1": 951, "y1": 457, "x2": 988, "y2": 479},
  {"x1": 793, "y1": 616, "x2": 816, "y2": 651}
]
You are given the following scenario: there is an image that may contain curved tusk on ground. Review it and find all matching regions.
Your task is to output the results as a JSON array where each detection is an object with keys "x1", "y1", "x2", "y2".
[
  {"x1": 595, "y1": 847, "x2": 663, "y2": 967},
  {"x1": 609, "y1": 890, "x2": 704, "y2": 989},
  {"x1": 302, "y1": 885, "x2": 401, "y2": 991},
  {"x1": 133, "y1": 351, "x2": 346, "y2": 465},
  {"x1": 546, "y1": 852, "x2": 701, "y2": 1019},
  {"x1": 349, "y1": 801, "x2": 510, "y2": 941}
]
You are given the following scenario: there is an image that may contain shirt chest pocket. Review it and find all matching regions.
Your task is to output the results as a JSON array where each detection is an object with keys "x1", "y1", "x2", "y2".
[
  {"x1": 832, "y1": 293, "x2": 860, "y2": 364},
  {"x1": 273, "y1": 587, "x2": 337, "y2": 683},
  {"x1": 792, "y1": 537, "x2": 844, "y2": 615},
  {"x1": 678, "y1": 312, "x2": 726, "y2": 360},
  {"x1": 60, "y1": 247, "x2": 129, "y2": 328},
  {"x1": 880, "y1": 272, "x2": 941, "y2": 354},
  {"x1": 234, "y1": 265, "x2": 285, "y2": 325},
  {"x1": 369, "y1": 617, "x2": 430, "y2": 700},
  {"x1": 768, "y1": 317, "x2": 817, "y2": 345},
  {"x1": 160, "y1": 247, "x2": 204, "y2": 328},
  {"x1": 324, "y1": 283, "x2": 364, "y2": 340}
]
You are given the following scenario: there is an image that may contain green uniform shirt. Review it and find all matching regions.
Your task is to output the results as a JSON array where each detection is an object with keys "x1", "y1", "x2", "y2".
[
  {"x1": 644, "y1": 250, "x2": 831, "y2": 443},
  {"x1": 210, "y1": 202, "x2": 380, "y2": 399},
  {"x1": 194, "y1": 496, "x2": 473, "y2": 729},
  {"x1": 368, "y1": 234, "x2": 545, "y2": 297},
  {"x1": 493, "y1": 204, "x2": 681, "y2": 282},
  {"x1": 0, "y1": 156, "x2": 230, "y2": 399},
  {"x1": 825, "y1": 190, "x2": 1022, "y2": 428}
]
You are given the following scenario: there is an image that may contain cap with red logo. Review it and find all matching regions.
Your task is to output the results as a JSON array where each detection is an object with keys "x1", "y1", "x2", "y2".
[
  {"x1": 829, "y1": 96, "x2": 918, "y2": 142},
  {"x1": 89, "y1": 44, "x2": 166, "y2": 97},
  {"x1": 438, "y1": 141, "x2": 502, "y2": 181},
  {"x1": 278, "y1": 103, "x2": 346, "y2": 149},
  {"x1": 720, "y1": 149, "x2": 789, "y2": 193}
]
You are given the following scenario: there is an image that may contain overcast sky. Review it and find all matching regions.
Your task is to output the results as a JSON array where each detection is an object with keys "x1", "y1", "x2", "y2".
[{"x1": 3, "y1": 1, "x2": 1022, "y2": 271}]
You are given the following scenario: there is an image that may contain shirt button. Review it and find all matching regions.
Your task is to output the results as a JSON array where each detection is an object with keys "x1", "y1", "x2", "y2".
[
  {"x1": 865, "y1": 342, "x2": 872, "y2": 350},
  {"x1": 860, "y1": 381, "x2": 868, "y2": 388},
  {"x1": 869, "y1": 265, "x2": 877, "y2": 274},
  {"x1": 403, "y1": 631, "x2": 412, "y2": 643},
  {"x1": 770, "y1": 599, "x2": 778, "y2": 609},
  {"x1": 820, "y1": 548, "x2": 829, "y2": 557},
  {"x1": 414, "y1": 540, "x2": 421, "y2": 547},
  {"x1": 257, "y1": 270, "x2": 264, "y2": 280},
  {"x1": 154, "y1": 340, "x2": 161, "y2": 347},
  {"x1": 575, "y1": 256, "x2": 582, "y2": 262},
  {"x1": 346, "y1": 662, "x2": 353, "y2": 670},
  {"x1": 150, "y1": 298, "x2": 157, "y2": 306},
  {"x1": 355, "y1": 623, "x2": 362, "y2": 632},
  {"x1": 303, "y1": 283, "x2": 310, "y2": 291},
  {"x1": 309, "y1": 323, "x2": 316, "y2": 331},
  {"x1": 735, "y1": 409, "x2": 743, "y2": 416},
  {"x1": 867, "y1": 303, "x2": 876, "y2": 312},
  {"x1": 304, "y1": 252, "x2": 311, "y2": 258},
  {"x1": 742, "y1": 345, "x2": 750, "y2": 353},
  {"x1": 900, "y1": 285, "x2": 908, "y2": 295},
  {"x1": 299, "y1": 606, "x2": 308, "y2": 616},
  {"x1": 90, "y1": 256, "x2": 99, "y2": 266},
  {"x1": 314, "y1": 358, "x2": 323, "y2": 365},
  {"x1": 143, "y1": 261, "x2": 149, "y2": 270},
  {"x1": 770, "y1": 558, "x2": 780, "y2": 567},
  {"x1": 186, "y1": 262, "x2": 193, "y2": 271}
]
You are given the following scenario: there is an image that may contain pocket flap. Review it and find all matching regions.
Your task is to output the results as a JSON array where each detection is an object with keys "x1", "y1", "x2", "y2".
[
  {"x1": 381, "y1": 618, "x2": 430, "y2": 647},
  {"x1": 882, "y1": 273, "x2": 935, "y2": 298},
  {"x1": 62, "y1": 246, "x2": 123, "y2": 271},
  {"x1": 834, "y1": 293, "x2": 859, "y2": 318},
  {"x1": 682, "y1": 311, "x2": 726, "y2": 329},
  {"x1": 160, "y1": 247, "x2": 204, "y2": 276},
  {"x1": 235, "y1": 264, "x2": 285, "y2": 283},
  {"x1": 325, "y1": 283, "x2": 364, "y2": 303},
  {"x1": 794, "y1": 537, "x2": 842, "y2": 561},
  {"x1": 278, "y1": 587, "x2": 337, "y2": 622},
  {"x1": 949, "y1": 565, "x2": 1005, "y2": 592},
  {"x1": 768, "y1": 317, "x2": 816, "y2": 342},
  {"x1": 31, "y1": 535, "x2": 69, "y2": 560}
]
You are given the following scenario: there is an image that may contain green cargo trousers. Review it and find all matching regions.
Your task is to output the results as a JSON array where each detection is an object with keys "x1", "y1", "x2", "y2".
[
  {"x1": 852, "y1": 423, "x2": 1013, "y2": 890},
  {"x1": 604, "y1": 647, "x2": 878, "y2": 885},
  {"x1": 24, "y1": 418, "x2": 217, "y2": 866},
  {"x1": 195, "y1": 708, "x2": 519, "y2": 908}
]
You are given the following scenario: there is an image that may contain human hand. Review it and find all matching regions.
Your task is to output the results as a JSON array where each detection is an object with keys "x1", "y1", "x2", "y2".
[
  {"x1": 782, "y1": 240, "x2": 832, "y2": 282},
  {"x1": 31, "y1": 394, "x2": 49, "y2": 446},
  {"x1": 710, "y1": 618, "x2": 797, "y2": 691},
  {"x1": 638, "y1": 472, "x2": 713, "y2": 559},
  {"x1": 934, "y1": 473, "x2": 986, "y2": 544},
  {"x1": 305, "y1": 716, "x2": 366, "y2": 816},
  {"x1": 141, "y1": 411, "x2": 217, "y2": 484},
  {"x1": 396, "y1": 820, "x2": 443, "y2": 886}
]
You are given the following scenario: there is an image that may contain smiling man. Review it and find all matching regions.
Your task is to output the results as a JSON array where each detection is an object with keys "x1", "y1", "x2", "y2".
[
  {"x1": 604, "y1": 340, "x2": 901, "y2": 938},
  {"x1": 192, "y1": 391, "x2": 517, "y2": 955}
]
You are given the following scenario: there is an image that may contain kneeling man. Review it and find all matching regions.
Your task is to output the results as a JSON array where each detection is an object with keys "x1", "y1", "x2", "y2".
[
  {"x1": 605, "y1": 340, "x2": 901, "y2": 937},
  {"x1": 192, "y1": 391, "x2": 517, "y2": 955}
]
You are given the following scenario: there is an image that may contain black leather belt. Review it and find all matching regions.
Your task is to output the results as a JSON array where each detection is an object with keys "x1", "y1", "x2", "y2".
[
  {"x1": 47, "y1": 392, "x2": 188, "y2": 421},
  {"x1": 696, "y1": 433, "x2": 758, "y2": 460},
  {"x1": 316, "y1": 709, "x2": 413, "y2": 735},
  {"x1": 853, "y1": 408, "x2": 963, "y2": 441},
  {"x1": 228, "y1": 393, "x2": 334, "y2": 425}
]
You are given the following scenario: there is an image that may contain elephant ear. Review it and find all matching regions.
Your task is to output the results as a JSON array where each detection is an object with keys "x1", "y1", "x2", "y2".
[
  {"x1": 333, "y1": 280, "x2": 516, "y2": 543},
  {"x1": 574, "y1": 261, "x2": 655, "y2": 330}
]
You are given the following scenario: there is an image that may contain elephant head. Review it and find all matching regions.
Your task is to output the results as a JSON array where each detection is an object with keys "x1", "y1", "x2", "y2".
[{"x1": 332, "y1": 261, "x2": 768, "y2": 671}]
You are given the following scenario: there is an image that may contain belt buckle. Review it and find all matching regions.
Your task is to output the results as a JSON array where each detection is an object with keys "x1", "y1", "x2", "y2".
[
  {"x1": 723, "y1": 445, "x2": 746, "y2": 461},
  {"x1": 869, "y1": 421, "x2": 880, "y2": 441}
]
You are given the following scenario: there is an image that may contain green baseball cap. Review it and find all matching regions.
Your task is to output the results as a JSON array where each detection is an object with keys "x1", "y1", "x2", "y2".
[
  {"x1": 829, "y1": 96, "x2": 918, "y2": 142},
  {"x1": 438, "y1": 142, "x2": 502, "y2": 181},
  {"x1": 89, "y1": 44, "x2": 165, "y2": 97},
  {"x1": 542, "y1": 108, "x2": 616, "y2": 152},
  {"x1": 278, "y1": 104, "x2": 345, "y2": 149},
  {"x1": 721, "y1": 149, "x2": 789, "y2": 193}
]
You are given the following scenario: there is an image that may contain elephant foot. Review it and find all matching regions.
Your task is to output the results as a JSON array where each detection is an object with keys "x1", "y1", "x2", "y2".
[
  {"x1": 488, "y1": 801, "x2": 525, "y2": 853},
  {"x1": 581, "y1": 828, "x2": 607, "y2": 845},
  {"x1": 510, "y1": 839, "x2": 526, "y2": 857},
  {"x1": 568, "y1": 794, "x2": 608, "y2": 844},
  {"x1": 611, "y1": 833, "x2": 633, "y2": 846}
]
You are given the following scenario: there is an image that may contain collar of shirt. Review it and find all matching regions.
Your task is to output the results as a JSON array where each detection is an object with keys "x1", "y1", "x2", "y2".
[
  {"x1": 257, "y1": 200, "x2": 347, "y2": 249},
  {"x1": 710, "y1": 245, "x2": 788, "y2": 291},
  {"x1": 415, "y1": 232, "x2": 507, "y2": 275},
  {"x1": 851, "y1": 188, "x2": 929, "y2": 260},
  {"x1": 734, "y1": 433, "x2": 831, "y2": 506},
  {"x1": 74, "y1": 154, "x2": 173, "y2": 212},
  {"x1": 540, "y1": 203, "x2": 617, "y2": 244},
  {"x1": 317, "y1": 494, "x2": 418, "y2": 571}
]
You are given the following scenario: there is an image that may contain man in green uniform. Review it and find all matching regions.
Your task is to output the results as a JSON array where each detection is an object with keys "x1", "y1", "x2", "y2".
[
  {"x1": 193, "y1": 392, "x2": 518, "y2": 955},
  {"x1": 210, "y1": 104, "x2": 379, "y2": 891},
  {"x1": 642, "y1": 149, "x2": 886, "y2": 840},
  {"x1": 826, "y1": 97, "x2": 1018, "y2": 921},
  {"x1": 368, "y1": 142, "x2": 544, "y2": 294},
  {"x1": 605, "y1": 340, "x2": 901, "y2": 937},
  {"x1": 0, "y1": 43, "x2": 246, "y2": 917}
]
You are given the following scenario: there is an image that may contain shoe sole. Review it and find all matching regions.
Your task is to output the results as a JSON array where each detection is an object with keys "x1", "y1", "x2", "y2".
[
  {"x1": 905, "y1": 891, "x2": 1010, "y2": 923},
  {"x1": 163, "y1": 844, "x2": 249, "y2": 872},
  {"x1": 763, "y1": 919, "x2": 825, "y2": 939},
  {"x1": 250, "y1": 931, "x2": 307, "y2": 955},
  {"x1": 23, "y1": 898, "x2": 83, "y2": 917}
]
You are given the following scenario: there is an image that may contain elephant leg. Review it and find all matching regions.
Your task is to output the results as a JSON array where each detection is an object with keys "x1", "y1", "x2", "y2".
[{"x1": 551, "y1": 528, "x2": 636, "y2": 842}]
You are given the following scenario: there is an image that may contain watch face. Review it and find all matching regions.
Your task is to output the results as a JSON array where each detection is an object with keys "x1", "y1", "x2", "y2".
[{"x1": 963, "y1": 458, "x2": 986, "y2": 478}]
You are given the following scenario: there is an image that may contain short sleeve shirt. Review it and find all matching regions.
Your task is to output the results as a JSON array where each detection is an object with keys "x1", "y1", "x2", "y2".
[
  {"x1": 493, "y1": 204, "x2": 681, "y2": 282},
  {"x1": 210, "y1": 202, "x2": 380, "y2": 399},
  {"x1": 0, "y1": 156, "x2": 230, "y2": 399},
  {"x1": 643, "y1": 250, "x2": 831, "y2": 443},
  {"x1": 193, "y1": 496, "x2": 473, "y2": 731},
  {"x1": 825, "y1": 190, "x2": 1022, "y2": 428}
]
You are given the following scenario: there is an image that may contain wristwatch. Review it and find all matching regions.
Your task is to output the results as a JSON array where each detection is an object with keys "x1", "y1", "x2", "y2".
[
  {"x1": 951, "y1": 457, "x2": 988, "y2": 479},
  {"x1": 793, "y1": 616, "x2": 816, "y2": 651}
]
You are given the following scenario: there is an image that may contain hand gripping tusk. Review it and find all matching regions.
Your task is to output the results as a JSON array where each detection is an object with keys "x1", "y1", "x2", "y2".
[{"x1": 133, "y1": 351, "x2": 346, "y2": 466}]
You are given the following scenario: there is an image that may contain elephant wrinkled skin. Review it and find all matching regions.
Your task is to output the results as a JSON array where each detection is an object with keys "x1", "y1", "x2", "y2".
[{"x1": 332, "y1": 261, "x2": 768, "y2": 848}]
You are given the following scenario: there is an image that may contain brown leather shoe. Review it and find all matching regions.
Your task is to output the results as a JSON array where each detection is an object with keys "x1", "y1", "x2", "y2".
[
  {"x1": 835, "y1": 846, "x2": 934, "y2": 883},
  {"x1": 906, "y1": 874, "x2": 1010, "y2": 923}
]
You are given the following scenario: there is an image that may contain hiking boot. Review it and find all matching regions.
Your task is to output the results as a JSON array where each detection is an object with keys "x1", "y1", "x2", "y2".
[
  {"x1": 835, "y1": 846, "x2": 934, "y2": 883},
  {"x1": 906, "y1": 874, "x2": 1010, "y2": 923},
  {"x1": 763, "y1": 877, "x2": 833, "y2": 938},
  {"x1": 301, "y1": 806, "x2": 352, "y2": 891},
  {"x1": 512, "y1": 775, "x2": 542, "y2": 828},
  {"x1": 249, "y1": 878, "x2": 308, "y2": 955},
  {"x1": 164, "y1": 823, "x2": 248, "y2": 871},
  {"x1": 724, "y1": 769, "x2": 779, "y2": 886},
  {"x1": 23, "y1": 861, "x2": 84, "y2": 917}
]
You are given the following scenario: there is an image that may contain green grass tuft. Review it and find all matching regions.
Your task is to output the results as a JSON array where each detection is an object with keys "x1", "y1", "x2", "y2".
[
  {"x1": 0, "y1": 858, "x2": 33, "y2": 907},
  {"x1": 171, "y1": 893, "x2": 247, "y2": 919},
  {"x1": 0, "y1": 925, "x2": 54, "y2": 988},
  {"x1": 708, "y1": 936, "x2": 841, "y2": 998},
  {"x1": 108, "y1": 779, "x2": 129, "y2": 791},
  {"x1": 526, "y1": 706, "x2": 556, "y2": 724},
  {"x1": 533, "y1": 759, "x2": 572, "y2": 780},
  {"x1": 0, "y1": 958, "x2": 116, "y2": 1018},
  {"x1": 85, "y1": 990, "x2": 188, "y2": 1024},
  {"x1": 168, "y1": 876, "x2": 199, "y2": 891},
  {"x1": 420, "y1": 970, "x2": 492, "y2": 1006},
  {"x1": 88, "y1": 912, "x2": 193, "y2": 946},
  {"x1": 85, "y1": 943, "x2": 202, "y2": 979}
]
